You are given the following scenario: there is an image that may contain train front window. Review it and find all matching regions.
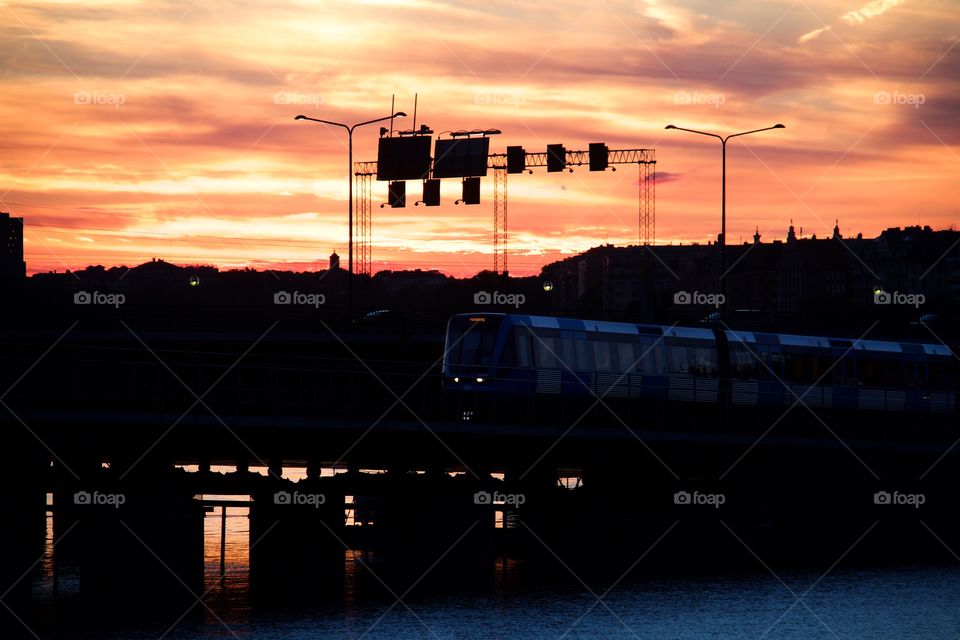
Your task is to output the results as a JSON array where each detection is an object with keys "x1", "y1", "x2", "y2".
[{"x1": 446, "y1": 316, "x2": 502, "y2": 374}]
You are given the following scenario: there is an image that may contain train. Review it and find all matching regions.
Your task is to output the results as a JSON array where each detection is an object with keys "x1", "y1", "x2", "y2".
[{"x1": 441, "y1": 313, "x2": 956, "y2": 416}]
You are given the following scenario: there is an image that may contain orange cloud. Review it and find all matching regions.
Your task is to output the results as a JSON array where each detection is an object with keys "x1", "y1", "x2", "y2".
[{"x1": 1, "y1": 0, "x2": 957, "y2": 278}]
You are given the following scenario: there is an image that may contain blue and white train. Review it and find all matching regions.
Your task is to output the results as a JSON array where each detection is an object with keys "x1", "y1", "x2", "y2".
[{"x1": 442, "y1": 313, "x2": 956, "y2": 415}]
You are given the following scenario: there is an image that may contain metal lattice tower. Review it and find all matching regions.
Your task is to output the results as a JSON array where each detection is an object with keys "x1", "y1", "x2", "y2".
[
  {"x1": 354, "y1": 162, "x2": 376, "y2": 276},
  {"x1": 639, "y1": 162, "x2": 655, "y2": 245},
  {"x1": 493, "y1": 167, "x2": 507, "y2": 274}
]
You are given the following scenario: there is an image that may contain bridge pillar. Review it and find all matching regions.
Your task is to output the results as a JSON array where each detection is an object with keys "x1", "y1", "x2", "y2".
[
  {"x1": 267, "y1": 458, "x2": 283, "y2": 479},
  {"x1": 0, "y1": 436, "x2": 47, "y2": 635},
  {"x1": 249, "y1": 476, "x2": 345, "y2": 603},
  {"x1": 66, "y1": 456, "x2": 204, "y2": 621},
  {"x1": 371, "y1": 469, "x2": 494, "y2": 594}
]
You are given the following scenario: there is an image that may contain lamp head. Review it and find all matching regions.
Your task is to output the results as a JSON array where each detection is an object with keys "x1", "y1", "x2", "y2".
[
  {"x1": 294, "y1": 115, "x2": 306, "y2": 120},
  {"x1": 665, "y1": 124, "x2": 676, "y2": 129},
  {"x1": 773, "y1": 124, "x2": 785, "y2": 128},
  {"x1": 394, "y1": 112, "x2": 407, "y2": 118}
]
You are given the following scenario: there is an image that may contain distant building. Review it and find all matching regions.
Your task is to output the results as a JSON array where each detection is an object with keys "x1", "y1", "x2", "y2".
[
  {"x1": 330, "y1": 251, "x2": 340, "y2": 271},
  {"x1": 540, "y1": 225, "x2": 960, "y2": 325},
  {"x1": 0, "y1": 212, "x2": 26, "y2": 285}
]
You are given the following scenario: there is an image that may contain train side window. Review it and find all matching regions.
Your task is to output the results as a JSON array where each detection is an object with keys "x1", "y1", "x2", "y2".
[
  {"x1": 654, "y1": 343, "x2": 667, "y2": 375},
  {"x1": 759, "y1": 348, "x2": 784, "y2": 381},
  {"x1": 913, "y1": 360, "x2": 926, "y2": 389},
  {"x1": 929, "y1": 360, "x2": 953, "y2": 391},
  {"x1": 515, "y1": 329, "x2": 532, "y2": 368},
  {"x1": 729, "y1": 346, "x2": 757, "y2": 379},
  {"x1": 535, "y1": 335, "x2": 559, "y2": 369},
  {"x1": 861, "y1": 359, "x2": 876, "y2": 386},
  {"x1": 499, "y1": 333, "x2": 517, "y2": 369},
  {"x1": 856, "y1": 358, "x2": 873, "y2": 386},
  {"x1": 885, "y1": 360, "x2": 905, "y2": 387},
  {"x1": 815, "y1": 356, "x2": 834, "y2": 384},
  {"x1": 575, "y1": 337, "x2": 591, "y2": 371},
  {"x1": 836, "y1": 355, "x2": 857, "y2": 386},
  {"x1": 560, "y1": 337, "x2": 576, "y2": 371},
  {"x1": 593, "y1": 340, "x2": 613, "y2": 372},
  {"x1": 636, "y1": 338, "x2": 663, "y2": 375},
  {"x1": 857, "y1": 357, "x2": 902, "y2": 387},
  {"x1": 618, "y1": 342, "x2": 635, "y2": 373},
  {"x1": 904, "y1": 360, "x2": 920, "y2": 389},
  {"x1": 784, "y1": 351, "x2": 816, "y2": 384},
  {"x1": 690, "y1": 345, "x2": 716, "y2": 376},
  {"x1": 665, "y1": 340, "x2": 689, "y2": 375}
]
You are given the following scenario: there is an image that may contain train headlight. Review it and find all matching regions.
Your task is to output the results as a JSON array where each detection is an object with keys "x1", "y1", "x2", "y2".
[
  {"x1": 476, "y1": 377, "x2": 484, "y2": 383},
  {"x1": 453, "y1": 377, "x2": 460, "y2": 383}
]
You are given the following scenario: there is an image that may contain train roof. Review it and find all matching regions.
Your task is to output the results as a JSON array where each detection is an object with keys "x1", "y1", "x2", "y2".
[{"x1": 455, "y1": 313, "x2": 952, "y2": 357}]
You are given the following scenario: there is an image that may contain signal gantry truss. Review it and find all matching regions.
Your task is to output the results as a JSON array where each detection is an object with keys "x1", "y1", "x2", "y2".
[{"x1": 353, "y1": 148, "x2": 655, "y2": 276}]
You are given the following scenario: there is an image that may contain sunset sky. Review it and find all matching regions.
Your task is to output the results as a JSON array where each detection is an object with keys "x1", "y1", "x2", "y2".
[{"x1": 1, "y1": 0, "x2": 958, "y2": 277}]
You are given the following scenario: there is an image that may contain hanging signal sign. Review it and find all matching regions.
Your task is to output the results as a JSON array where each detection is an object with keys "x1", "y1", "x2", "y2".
[
  {"x1": 376, "y1": 136, "x2": 432, "y2": 181},
  {"x1": 432, "y1": 137, "x2": 491, "y2": 179}
]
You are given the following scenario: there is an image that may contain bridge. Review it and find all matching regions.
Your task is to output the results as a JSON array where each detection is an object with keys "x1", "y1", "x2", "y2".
[{"x1": 2, "y1": 308, "x2": 958, "y2": 632}]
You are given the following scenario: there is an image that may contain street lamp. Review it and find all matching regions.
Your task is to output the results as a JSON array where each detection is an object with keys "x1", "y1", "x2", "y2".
[
  {"x1": 665, "y1": 123, "x2": 784, "y2": 309},
  {"x1": 295, "y1": 111, "x2": 406, "y2": 315}
]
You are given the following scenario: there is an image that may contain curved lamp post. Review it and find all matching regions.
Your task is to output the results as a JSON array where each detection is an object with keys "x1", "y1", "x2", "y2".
[
  {"x1": 295, "y1": 111, "x2": 406, "y2": 315},
  {"x1": 665, "y1": 123, "x2": 785, "y2": 311}
]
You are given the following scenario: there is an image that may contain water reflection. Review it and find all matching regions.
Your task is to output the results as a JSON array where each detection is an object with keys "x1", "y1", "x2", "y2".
[
  {"x1": 26, "y1": 467, "x2": 960, "y2": 639},
  {"x1": 200, "y1": 495, "x2": 251, "y2": 629},
  {"x1": 29, "y1": 501, "x2": 960, "y2": 640}
]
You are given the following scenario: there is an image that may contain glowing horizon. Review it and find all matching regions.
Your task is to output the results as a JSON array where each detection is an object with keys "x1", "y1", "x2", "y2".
[{"x1": 2, "y1": 0, "x2": 958, "y2": 277}]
